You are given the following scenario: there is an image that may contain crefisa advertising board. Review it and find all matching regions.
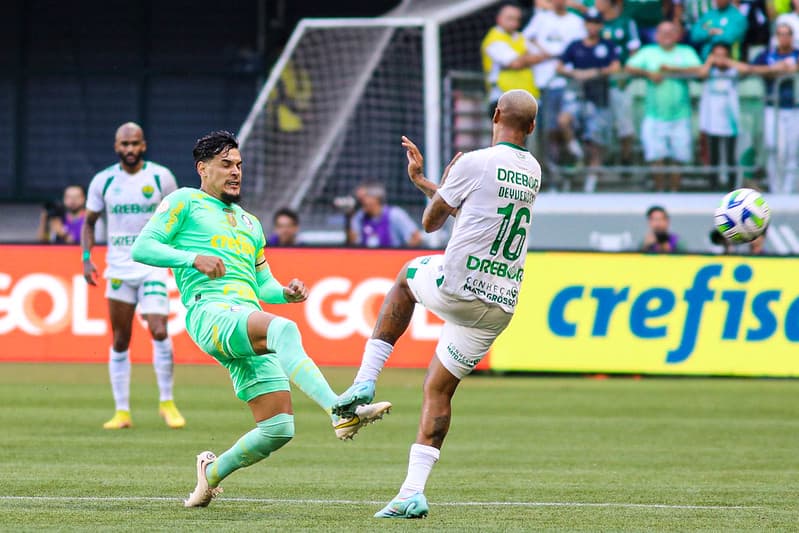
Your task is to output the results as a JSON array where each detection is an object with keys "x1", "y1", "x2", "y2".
[{"x1": 1, "y1": 246, "x2": 796, "y2": 377}]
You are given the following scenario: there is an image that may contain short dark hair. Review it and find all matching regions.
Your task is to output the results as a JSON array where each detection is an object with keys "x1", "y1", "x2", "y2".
[
  {"x1": 65, "y1": 184, "x2": 86, "y2": 196},
  {"x1": 646, "y1": 205, "x2": 668, "y2": 218},
  {"x1": 710, "y1": 42, "x2": 731, "y2": 54},
  {"x1": 273, "y1": 207, "x2": 299, "y2": 225},
  {"x1": 193, "y1": 130, "x2": 239, "y2": 164}
]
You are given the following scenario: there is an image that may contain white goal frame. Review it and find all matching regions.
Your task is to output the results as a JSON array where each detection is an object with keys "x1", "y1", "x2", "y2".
[{"x1": 236, "y1": 0, "x2": 500, "y2": 212}]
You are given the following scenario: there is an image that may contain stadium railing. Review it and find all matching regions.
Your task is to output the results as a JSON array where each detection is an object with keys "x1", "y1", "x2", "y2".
[{"x1": 445, "y1": 71, "x2": 799, "y2": 193}]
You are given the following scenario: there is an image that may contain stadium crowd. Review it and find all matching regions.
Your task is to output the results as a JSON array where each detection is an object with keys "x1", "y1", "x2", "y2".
[{"x1": 481, "y1": 0, "x2": 799, "y2": 193}]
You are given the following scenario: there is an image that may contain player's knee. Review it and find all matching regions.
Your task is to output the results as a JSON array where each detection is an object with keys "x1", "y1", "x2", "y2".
[
  {"x1": 269, "y1": 317, "x2": 301, "y2": 347},
  {"x1": 112, "y1": 333, "x2": 131, "y2": 352},
  {"x1": 149, "y1": 325, "x2": 168, "y2": 341},
  {"x1": 257, "y1": 413, "x2": 295, "y2": 450}
]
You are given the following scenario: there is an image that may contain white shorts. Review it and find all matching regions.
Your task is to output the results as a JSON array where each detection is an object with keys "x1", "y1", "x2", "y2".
[
  {"x1": 105, "y1": 270, "x2": 169, "y2": 315},
  {"x1": 610, "y1": 86, "x2": 635, "y2": 138},
  {"x1": 405, "y1": 255, "x2": 512, "y2": 379},
  {"x1": 641, "y1": 117, "x2": 693, "y2": 163}
]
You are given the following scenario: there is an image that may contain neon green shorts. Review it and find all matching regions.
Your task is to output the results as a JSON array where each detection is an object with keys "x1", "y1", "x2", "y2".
[{"x1": 185, "y1": 300, "x2": 289, "y2": 402}]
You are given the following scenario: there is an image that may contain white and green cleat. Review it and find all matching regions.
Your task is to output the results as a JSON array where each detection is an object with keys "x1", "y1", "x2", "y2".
[
  {"x1": 374, "y1": 492, "x2": 429, "y2": 519},
  {"x1": 331, "y1": 380, "x2": 376, "y2": 417},
  {"x1": 333, "y1": 401, "x2": 392, "y2": 440}
]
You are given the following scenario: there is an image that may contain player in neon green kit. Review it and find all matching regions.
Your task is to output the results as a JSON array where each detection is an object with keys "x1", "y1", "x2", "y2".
[{"x1": 131, "y1": 131, "x2": 390, "y2": 507}]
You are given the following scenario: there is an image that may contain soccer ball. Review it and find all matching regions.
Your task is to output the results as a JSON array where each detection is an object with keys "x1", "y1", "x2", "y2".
[{"x1": 714, "y1": 188, "x2": 770, "y2": 244}]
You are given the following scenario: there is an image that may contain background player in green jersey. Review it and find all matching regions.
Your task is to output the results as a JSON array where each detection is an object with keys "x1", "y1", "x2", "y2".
[{"x1": 131, "y1": 131, "x2": 390, "y2": 507}]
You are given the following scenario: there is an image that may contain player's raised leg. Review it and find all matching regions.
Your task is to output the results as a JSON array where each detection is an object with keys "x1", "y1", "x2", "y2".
[
  {"x1": 331, "y1": 263, "x2": 416, "y2": 418},
  {"x1": 269, "y1": 315, "x2": 392, "y2": 439},
  {"x1": 185, "y1": 311, "x2": 295, "y2": 507},
  {"x1": 103, "y1": 298, "x2": 136, "y2": 429}
]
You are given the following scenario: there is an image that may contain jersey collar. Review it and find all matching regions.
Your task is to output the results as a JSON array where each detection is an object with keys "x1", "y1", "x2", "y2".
[{"x1": 497, "y1": 141, "x2": 528, "y2": 152}]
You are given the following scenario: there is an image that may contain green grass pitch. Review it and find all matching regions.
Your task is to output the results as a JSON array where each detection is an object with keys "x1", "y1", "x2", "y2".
[{"x1": 1, "y1": 363, "x2": 797, "y2": 531}]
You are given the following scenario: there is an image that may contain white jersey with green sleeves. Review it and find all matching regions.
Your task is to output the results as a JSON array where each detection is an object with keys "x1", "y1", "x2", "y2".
[
  {"x1": 436, "y1": 142, "x2": 541, "y2": 313},
  {"x1": 86, "y1": 160, "x2": 178, "y2": 280},
  {"x1": 141, "y1": 187, "x2": 266, "y2": 310}
]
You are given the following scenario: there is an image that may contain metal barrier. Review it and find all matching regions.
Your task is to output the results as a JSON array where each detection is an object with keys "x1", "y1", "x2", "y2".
[{"x1": 444, "y1": 70, "x2": 799, "y2": 193}]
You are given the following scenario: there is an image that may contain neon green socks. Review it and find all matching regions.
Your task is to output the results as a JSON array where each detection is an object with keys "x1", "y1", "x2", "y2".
[
  {"x1": 205, "y1": 413, "x2": 294, "y2": 487},
  {"x1": 268, "y1": 317, "x2": 338, "y2": 418}
]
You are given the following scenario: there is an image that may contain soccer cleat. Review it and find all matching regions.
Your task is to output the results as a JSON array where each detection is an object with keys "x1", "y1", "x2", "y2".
[
  {"x1": 334, "y1": 401, "x2": 392, "y2": 440},
  {"x1": 102, "y1": 410, "x2": 132, "y2": 429},
  {"x1": 159, "y1": 400, "x2": 186, "y2": 429},
  {"x1": 184, "y1": 451, "x2": 223, "y2": 508},
  {"x1": 331, "y1": 380, "x2": 376, "y2": 417},
  {"x1": 374, "y1": 492, "x2": 429, "y2": 519}
]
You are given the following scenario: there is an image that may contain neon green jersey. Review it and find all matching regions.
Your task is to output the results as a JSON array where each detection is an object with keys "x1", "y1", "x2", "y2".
[{"x1": 132, "y1": 187, "x2": 285, "y2": 310}]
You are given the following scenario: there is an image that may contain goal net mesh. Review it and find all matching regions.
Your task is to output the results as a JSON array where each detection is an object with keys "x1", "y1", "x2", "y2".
[{"x1": 238, "y1": 1, "x2": 501, "y2": 231}]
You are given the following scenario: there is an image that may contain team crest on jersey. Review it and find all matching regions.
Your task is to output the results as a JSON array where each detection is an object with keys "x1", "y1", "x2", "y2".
[
  {"x1": 240, "y1": 214, "x2": 254, "y2": 231},
  {"x1": 223, "y1": 208, "x2": 237, "y2": 227},
  {"x1": 141, "y1": 185, "x2": 154, "y2": 199}
]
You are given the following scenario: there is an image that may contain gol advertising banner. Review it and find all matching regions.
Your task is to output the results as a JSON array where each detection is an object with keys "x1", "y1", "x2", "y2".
[
  {"x1": 493, "y1": 252, "x2": 799, "y2": 377},
  {"x1": 0, "y1": 246, "x2": 463, "y2": 369}
]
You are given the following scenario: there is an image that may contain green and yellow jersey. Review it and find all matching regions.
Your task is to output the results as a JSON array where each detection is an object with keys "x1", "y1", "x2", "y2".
[{"x1": 131, "y1": 187, "x2": 286, "y2": 311}]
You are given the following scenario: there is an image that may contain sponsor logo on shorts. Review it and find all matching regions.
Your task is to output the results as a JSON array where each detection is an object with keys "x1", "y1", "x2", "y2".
[{"x1": 447, "y1": 343, "x2": 478, "y2": 368}]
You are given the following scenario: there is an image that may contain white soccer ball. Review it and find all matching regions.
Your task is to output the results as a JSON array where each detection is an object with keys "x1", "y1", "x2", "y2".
[{"x1": 714, "y1": 188, "x2": 771, "y2": 244}]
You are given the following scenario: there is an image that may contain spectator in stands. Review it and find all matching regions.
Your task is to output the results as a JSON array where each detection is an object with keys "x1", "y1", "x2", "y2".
[
  {"x1": 347, "y1": 181, "x2": 422, "y2": 248},
  {"x1": 641, "y1": 205, "x2": 683, "y2": 252},
  {"x1": 556, "y1": 9, "x2": 621, "y2": 192},
  {"x1": 626, "y1": 21, "x2": 702, "y2": 191},
  {"x1": 523, "y1": 0, "x2": 586, "y2": 174},
  {"x1": 749, "y1": 23, "x2": 799, "y2": 193},
  {"x1": 624, "y1": 0, "x2": 679, "y2": 44},
  {"x1": 267, "y1": 207, "x2": 301, "y2": 247},
  {"x1": 774, "y1": 0, "x2": 799, "y2": 49},
  {"x1": 597, "y1": 0, "x2": 641, "y2": 164},
  {"x1": 481, "y1": 3, "x2": 547, "y2": 116},
  {"x1": 737, "y1": 0, "x2": 771, "y2": 61},
  {"x1": 36, "y1": 184, "x2": 86, "y2": 244},
  {"x1": 690, "y1": 0, "x2": 748, "y2": 59},
  {"x1": 678, "y1": 0, "x2": 714, "y2": 44},
  {"x1": 663, "y1": 43, "x2": 748, "y2": 189}
]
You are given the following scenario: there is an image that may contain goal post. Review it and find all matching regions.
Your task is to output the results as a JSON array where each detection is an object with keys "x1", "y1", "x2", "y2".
[{"x1": 237, "y1": 0, "x2": 502, "y2": 228}]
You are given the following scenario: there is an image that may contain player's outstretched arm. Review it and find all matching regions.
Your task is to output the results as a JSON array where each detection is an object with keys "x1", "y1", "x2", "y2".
[
  {"x1": 131, "y1": 191, "x2": 197, "y2": 269},
  {"x1": 401, "y1": 136, "x2": 462, "y2": 199}
]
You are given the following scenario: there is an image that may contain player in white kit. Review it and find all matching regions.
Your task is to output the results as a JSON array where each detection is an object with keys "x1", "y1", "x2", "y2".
[
  {"x1": 81, "y1": 122, "x2": 186, "y2": 430},
  {"x1": 331, "y1": 90, "x2": 541, "y2": 518}
]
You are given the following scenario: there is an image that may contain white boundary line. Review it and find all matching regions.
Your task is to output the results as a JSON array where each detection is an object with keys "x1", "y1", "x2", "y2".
[{"x1": 0, "y1": 495, "x2": 758, "y2": 510}]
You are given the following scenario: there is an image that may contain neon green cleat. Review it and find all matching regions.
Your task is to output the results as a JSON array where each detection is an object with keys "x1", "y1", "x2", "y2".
[
  {"x1": 374, "y1": 493, "x2": 429, "y2": 519},
  {"x1": 331, "y1": 380, "x2": 376, "y2": 417},
  {"x1": 102, "y1": 410, "x2": 132, "y2": 429},
  {"x1": 333, "y1": 401, "x2": 392, "y2": 440},
  {"x1": 159, "y1": 400, "x2": 186, "y2": 429}
]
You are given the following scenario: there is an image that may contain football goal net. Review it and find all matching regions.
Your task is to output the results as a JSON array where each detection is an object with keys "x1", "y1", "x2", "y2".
[{"x1": 237, "y1": 0, "x2": 502, "y2": 231}]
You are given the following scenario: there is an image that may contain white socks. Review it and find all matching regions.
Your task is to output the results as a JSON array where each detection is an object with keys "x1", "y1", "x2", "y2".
[
  {"x1": 354, "y1": 338, "x2": 394, "y2": 383},
  {"x1": 109, "y1": 348, "x2": 131, "y2": 411},
  {"x1": 152, "y1": 338, "x2": 174, "y2": 402},
  {"x1": 398, "y1": 443, "x2": 440, "y2": 497}
]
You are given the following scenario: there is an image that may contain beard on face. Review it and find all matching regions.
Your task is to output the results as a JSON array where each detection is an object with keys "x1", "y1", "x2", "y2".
[
  {"x1": 118, "y1": 151, "x2": 143, "y2": 167},
  {"x1": 220, "y1": 191, "x2": 241, "y2": 204}
]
